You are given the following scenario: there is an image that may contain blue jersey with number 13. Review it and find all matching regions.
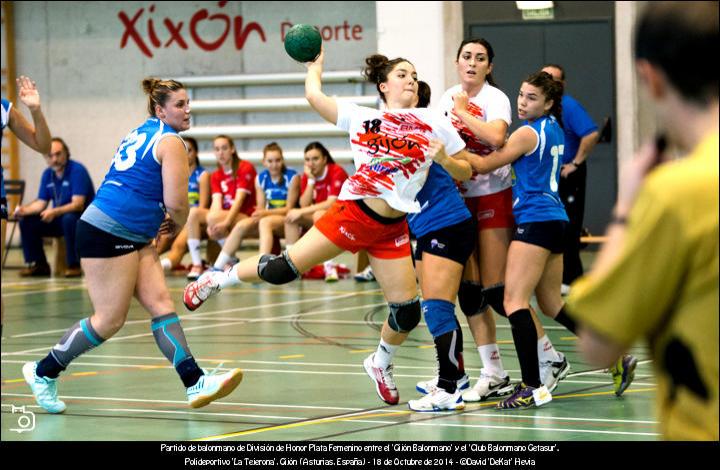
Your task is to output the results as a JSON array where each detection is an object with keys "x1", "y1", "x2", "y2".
[{"x1": 92, "y1": 117, "x2": 184, "y2": 238}]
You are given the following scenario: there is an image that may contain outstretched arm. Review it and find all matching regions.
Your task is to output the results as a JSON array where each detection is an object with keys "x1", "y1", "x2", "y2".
[
  {"x1": 304, "y1": 48, "x2": 338, "y2": 124},
  {"x1": 460, "y1": 126, "x2": 536, "y2": 174}
]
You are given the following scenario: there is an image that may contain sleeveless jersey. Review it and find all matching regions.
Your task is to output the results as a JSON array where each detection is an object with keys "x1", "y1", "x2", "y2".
[
  {"x1": 438, "y1": 83, "x2": 512, "y2": 197},
  {"x1": 407, "y1": 162, "x2": 470, "y2": 238},
  {"x1": 511, "y1": 115, "x2": 568, "y2": 224},
  {"x1": 188, "y1": 165, "x2": 206, "y2": 207},
  {"x1": 258, "y1": 167, "x2": 297, "y2": 209},
  {"x1": 91, "y1": 117, "x2": 184, "y2": 239},
  {"x1": 336, "y1": 101, "x2": 465, "y2": 213}
]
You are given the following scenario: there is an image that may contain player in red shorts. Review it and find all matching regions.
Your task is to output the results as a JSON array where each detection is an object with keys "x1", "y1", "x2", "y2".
[{"x1": 184, "y1": 48, "x2": 475, "y2": 405}]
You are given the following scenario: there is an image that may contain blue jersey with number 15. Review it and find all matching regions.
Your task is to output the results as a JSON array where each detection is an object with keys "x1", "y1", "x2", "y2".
[
  {"x1": 92, "y1": 117, "x2": 184, "y2": 238},
  {"x1": 511, "y1": 115, "x2": 568, "y2": 224}
]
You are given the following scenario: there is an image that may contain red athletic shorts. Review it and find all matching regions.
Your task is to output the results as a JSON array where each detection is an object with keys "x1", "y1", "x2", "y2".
[
  {"x1": 314, "y1": 199, "x2": 411, "y2": 259},
  {"x1": 464, "y1": 187, "x2": 515, "y2": 230}
]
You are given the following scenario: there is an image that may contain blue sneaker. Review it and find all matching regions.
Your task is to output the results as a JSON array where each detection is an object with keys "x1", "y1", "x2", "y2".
[
  {"x1": 609, "y1": 354, "x2": 637, "y2": 397},
  {"x1": 22, "y1": 362, "x2": 66, "y2": 414},
  {"x1": 496, "y1": 383, "x2": 552, "y2": 410},
  {"x1": 187, "y1": 367, "x2": 243, "y2": 408}
]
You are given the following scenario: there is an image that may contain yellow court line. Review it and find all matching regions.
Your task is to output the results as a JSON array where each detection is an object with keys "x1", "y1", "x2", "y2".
[
  {"x1": 497, "y1": 340, "x2": 514, "y2": 344},
  {"x1": 3, "y1": 378, "x2": 25, "y2": 384},
  {"x1": 348, "y1": 349, "x2": 375, "y2": 354},
  {"x1": 417, "y1": 345, "x2": 435, "y2": 349},
  {"x1": 279, "y1": 355, "x2": 305, "y2": 360},
  {"x1": 560, "y1": 336, "x2": 578, "y2": 341},
  {"x1": 166, "y1": 287, "x2": 385, "y2": 296},
  {"x1": 71, "y1": 371, "x2": 98, "y2": 377},
  {"x1": 193, "y1": 410, "x2": 411, "y2": 441},
  {"x1": 195, "y1": 387, "x2": 657, "y2": 441}
]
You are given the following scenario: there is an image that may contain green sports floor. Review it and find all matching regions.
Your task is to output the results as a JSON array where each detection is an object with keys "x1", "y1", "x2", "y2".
[{"x1": 1, "y1": 246, "x2": 657, "y2": 442}]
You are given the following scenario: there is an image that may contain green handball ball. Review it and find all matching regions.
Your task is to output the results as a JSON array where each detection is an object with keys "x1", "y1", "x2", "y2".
[{"x1": 284, "y1": 24, "x2": 322, "y2": 62}]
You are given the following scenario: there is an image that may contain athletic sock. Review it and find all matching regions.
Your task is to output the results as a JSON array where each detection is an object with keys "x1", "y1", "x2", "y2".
[
  {"x1": 151, "y1": 313, "x2": 202, "y2": 387},
  {"x1": 538, "y1": 334, "x2": 563, "y2": 363},
  {"x1": 37, "y1": 318, "x2": 105, "y2": 379},
  {"x1": 373, "y1": 339, "x2": 398, "y2": 369},
  {"x1": 434, "y1": 328, "x2": 464, "y2": 393},
  {"x1": 217, "y1": 238, "x2": 226, "y2": 248},
  {"x1": 508, "y1": 309, "x2": 542, "y2": 388},
  {"x1": 160, "y1": 258, "x2": 172, "y2": 271},
  {"x1": 478, "y1": 343, "x2": 506, "y2": 378},
  {"x1": 554, "y1": 306, "x2": 577, "y2": 334},
  {"x1": 213, "y1": 251, "x2": 234, "y2": 270},
  {"x1": 187, "y1": 239, "x2": 202, "y2": 266}
]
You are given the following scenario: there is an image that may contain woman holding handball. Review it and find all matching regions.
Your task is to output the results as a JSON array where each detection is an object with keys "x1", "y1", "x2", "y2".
[{"x1": 184, "y1": 38, "x2": 476, "y2": 405}]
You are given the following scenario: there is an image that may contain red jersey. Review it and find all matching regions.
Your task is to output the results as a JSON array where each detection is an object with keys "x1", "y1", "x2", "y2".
[
  {"x1": 300, "y1": 163, "x2": 348, "y2": 203},
  {"x1": 210, "y1": 160, "x2": 257, "y2": 215}
]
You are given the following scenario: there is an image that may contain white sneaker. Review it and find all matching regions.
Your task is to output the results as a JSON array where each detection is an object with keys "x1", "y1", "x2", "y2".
[
  {"x1": 363, "y1": 354, "x2": 399, "y2": 405},
  {"x1": 22, "y1": 362, "x2": 66, "y2": 414},
  {"x1": 540, "y1": 352, "x2": 571, "y2": 393},
  {"x1": 354, "y1": 266, "x2": 376, "y2": 282},
  {"x1": 183, "y1": 270, "x2": 222, "y2": 311},
  {"x1": 408, "y1": 388, "x2": 465, "y2": 412},
  {"x1": 416, "y1": 374, "x2": 470, "y2": 395},
  {"x1": 186, "y1": 368, "x2": 243, "y2": 408},
  {"x1": 462, "y1": 369, "x2": 514, "y2": 402},
  {"x1": 324, "y1": 266, "x2": 339, "y2": 283}
]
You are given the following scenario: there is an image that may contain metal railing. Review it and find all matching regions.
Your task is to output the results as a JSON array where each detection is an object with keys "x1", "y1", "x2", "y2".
[
  {"x1": 190, "y1": 95, "x2": 378, "y2": 113},
  {"x1": 177, "y1": 70, "x2": 365, "y2": 87}
]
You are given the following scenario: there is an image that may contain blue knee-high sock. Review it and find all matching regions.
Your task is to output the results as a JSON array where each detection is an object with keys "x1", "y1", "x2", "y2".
[
  {"x1": 151, "y1": 313, "x2": 203, "y2": 387},
  {"x1": 37, "y1": 318, "x2": 105, "y2": 379},
  {"x1": 423, "y1": 299, "x2": 464, "y2": 393}
]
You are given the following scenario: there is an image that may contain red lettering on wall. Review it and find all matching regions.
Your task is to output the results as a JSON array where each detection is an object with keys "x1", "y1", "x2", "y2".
[
  {"x1": 280, "y1": 20, "x2": 364, "y2": 42},
  {"x1": 163, "y1": 19, "x2": 188, "y2": 49},
  {"x1": 189, "y1": 8, "x2": 231, "y2": 51},
  {"x1": 234, "y1": 16, "x2": 267, "y2": 49},
  {"x1": 119, "y1": 9, "x2": 153, "y2": 58}
]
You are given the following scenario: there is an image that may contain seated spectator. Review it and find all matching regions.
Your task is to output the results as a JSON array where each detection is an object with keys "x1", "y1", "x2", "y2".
[
  {"x1": 186, "y1": 135, "x2": 256, "y2": 279},
  {"x1": 213, "y1": 142, "x2": 299, "y2": 268},
  {"x1": 15, "y1": 137, "x2": 95, "y2": 277},
  {"x1": 159, "y1": 137, "x2": 210, "y2": 272},
  {"x1": 284, "y1": 141, "x2": 348, "y2": 281}
]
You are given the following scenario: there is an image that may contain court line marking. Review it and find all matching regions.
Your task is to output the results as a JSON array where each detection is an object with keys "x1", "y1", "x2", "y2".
[
  {"x1": 464, "y1": 411, "x2": 658, "y2": 424},
  {"x1": 2, "y1": 294, "x2": 380, "y2": 355},
  {"x1": 5, "y1": 292, "x2": 366, "y2": 340}
]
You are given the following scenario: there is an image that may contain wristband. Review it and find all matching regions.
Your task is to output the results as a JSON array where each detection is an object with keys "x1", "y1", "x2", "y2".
[{"x1": 307, "y1": 178, "x2": 316, "y2": 185}]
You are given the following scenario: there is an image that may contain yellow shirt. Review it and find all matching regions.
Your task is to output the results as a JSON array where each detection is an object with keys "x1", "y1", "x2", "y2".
[{"x1": 567, "y1": 133, "x2": 719, "y2": 440}]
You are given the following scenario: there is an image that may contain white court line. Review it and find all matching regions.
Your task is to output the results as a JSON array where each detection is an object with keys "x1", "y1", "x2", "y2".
[
  {"x1": 408, "y1": 421, "x2": 660, "y2": 437},
  {"x1": 465, "y1": 411, "x2": 658, "y2": 424},
  {"x1": 7, "y1": 292, "x2": 363, "y2": 339},
  {"x1": 1, "y1": 279, "x2": 82, "y2": 287},
  {"x1": 2, "y1": 286, "x2": 85, "y2": 297},
  {"x1": 1, "y1": 395, "x2": 658, "y2": 437}
]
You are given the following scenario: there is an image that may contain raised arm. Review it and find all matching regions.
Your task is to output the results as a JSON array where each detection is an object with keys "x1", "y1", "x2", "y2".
[
  {"x1": 9, "y1": 76, "x2": 52, "y2": 154},
  {"x1": 305, "y1": 48, "x2": 338, "y2": 124}
]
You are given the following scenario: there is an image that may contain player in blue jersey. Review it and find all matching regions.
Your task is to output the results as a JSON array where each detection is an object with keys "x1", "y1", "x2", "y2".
[
  {"x1": 22, "y1": 78, "x2": 242, "y2": 414},
  {"x1": 255, "y1": 142, "x2": 300, "y2": 255},
  {"x1": 1, "y1": 76, "x2": 52, "y2": 338},
  {"x1": 461, "y1": 71, "x2": 568, "y2": 408}
]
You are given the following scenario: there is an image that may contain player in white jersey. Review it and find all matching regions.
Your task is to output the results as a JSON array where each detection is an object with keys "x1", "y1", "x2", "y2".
[
  {"x1": 439, "y1": 39, "x2": 568, "y2": 402},
  {"x1": 185, "y1": 48, "x2": 475, "y2": 405}
]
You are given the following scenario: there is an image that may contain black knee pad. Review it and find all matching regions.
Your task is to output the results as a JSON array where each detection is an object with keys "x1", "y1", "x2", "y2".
[
  {"x1": 388, "y1": 297, "x2": 421, "y2": 333},
  {"x1": 257, "y1": 251, "x2": 300, "y2": 285},
  {"x1": 483, "y1": 284, "x2": 506, "y2": 317},
  {"x1": 458, "y1": 281, "x2": 488, "y2": 317}
]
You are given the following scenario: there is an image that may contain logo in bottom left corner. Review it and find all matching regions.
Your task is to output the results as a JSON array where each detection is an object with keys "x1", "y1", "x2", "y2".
[{"x1": 10, "y1": 405, "x2": 35, "y2": 433}]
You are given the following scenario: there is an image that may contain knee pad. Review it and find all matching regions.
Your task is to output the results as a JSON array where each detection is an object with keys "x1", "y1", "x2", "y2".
[
  {"x1": 257, "y1": 251, "x2": 300, "y2": 285},
  {"x1": 458, "y1": 281, "x2": 488, "y2": 317},
  {"x1": 483, "y1": 284, "x2": 506, "y2": 317},
  {"x1": 388, "y1": 296, "x2": 421, "y2": 333},
  {"x1": 422, "y1": 299, "x2": 459, "y2": 338}
]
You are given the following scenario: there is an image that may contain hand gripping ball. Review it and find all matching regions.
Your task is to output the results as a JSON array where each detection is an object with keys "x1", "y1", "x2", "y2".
[{"x1": 284, "y1": 24, "x2": 322, "y2": 63}]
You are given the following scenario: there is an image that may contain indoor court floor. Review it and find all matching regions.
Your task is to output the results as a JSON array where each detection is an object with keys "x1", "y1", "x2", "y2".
[{"x1": 1, "y1": 246, "x2": 657, "y2": 442}]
